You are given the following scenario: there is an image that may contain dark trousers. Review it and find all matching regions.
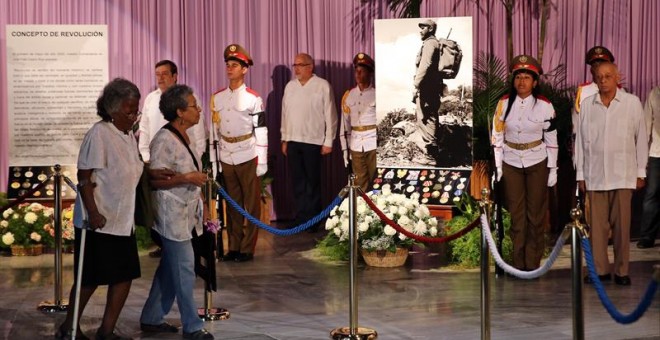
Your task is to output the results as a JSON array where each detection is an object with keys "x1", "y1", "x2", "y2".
[
  {"x1": 639, "y1": 157, "x2": 660, "y2": 242},
  {"x1": 287, "y1": 141, "x2": 322, "y2": 224},
  {"x1": 502, "y1": 160, "x2": 549, "y2": 270}
]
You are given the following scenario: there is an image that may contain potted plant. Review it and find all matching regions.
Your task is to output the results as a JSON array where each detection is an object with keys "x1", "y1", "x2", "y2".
[
  {"x1": 0, "y1": 202, "x2": 54, "y2": 255},
  {"x1": 318, "y1": 184, "x2": 445, "y2": 267}
]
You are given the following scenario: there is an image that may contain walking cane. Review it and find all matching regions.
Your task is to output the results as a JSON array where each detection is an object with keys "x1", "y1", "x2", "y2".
[{"x1": 71, "y1": 226, "x2": 87, "y2": 340}]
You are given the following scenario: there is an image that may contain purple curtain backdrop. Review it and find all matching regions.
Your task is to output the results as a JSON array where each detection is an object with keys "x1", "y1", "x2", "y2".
[{"x1": 1, "y1": 0, "x2": 659, "y2": 220}]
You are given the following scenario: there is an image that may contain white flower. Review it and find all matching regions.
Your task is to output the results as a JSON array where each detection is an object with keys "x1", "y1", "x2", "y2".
[
  {"x1": 428, "y1": 217, "x2": 438, "y2": 227},
  {"x1": 2, "y1": 232, "x2": 14, "y2": 245},
  {"x1": 383, "y1": 225, "x2": 397, "y2": 236},
  {"x1": 357, "y1": 203, "x2": 367, "y2": 215},
  {"x1": 430, "y1": 226, "x2": 438, "y2": 236},
  {"x1": 358, "y1": 222, "x2": 369, "y2": 233},
  {"x1": 398, "y1": 206, "x2": 408, "y2": 216},
  {"x1": 413, "y1": 220, "x2": 428, "y2": 235},
  {"x1": 333, "y1": 227, "x2": 341, "y2": 237},
  {"x1": 398, "y1": 215, "x2": 411, "y2": 227},
  {"x1": 0, "y1": 220, "x2": 8, "y2": 228},
  {"x1": 330, "y1": 206, "x2": 338, "y2": 217},
  {"x1": 43, "y1": 209, "x2": 53, "y2": 217},
  {"x1": 12, "y1": 213, "x2": 19, "y2": 220},
  {"x1": 385, "y1": 212, "x2": 394, "y2": 220},
  {"x1": 389, "y1": 206, "x2": 398, "y2": 215},
  {"x1": 381, "y1": 184, "x2": 392, "y2": 196},
  {"x1": 24, "y1": 212, "x2": 38, "y2": 224},
  {"x1": 398, "y1": 233, "x2": 408, "y2": 240},
  {"x1": 30, "y1": 232, "x2": 41, "y2": 242},
  {"x1": 28, "y1": 203, "x2": 44, "y2": 212},
  {"x1": 2, "y1": 208, "x2": 13, "y2": 219}
]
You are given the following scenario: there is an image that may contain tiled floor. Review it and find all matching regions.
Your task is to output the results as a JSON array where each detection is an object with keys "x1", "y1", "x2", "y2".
[{"x1": 1, "y1": 229, "x2": 659, "y2": 340}]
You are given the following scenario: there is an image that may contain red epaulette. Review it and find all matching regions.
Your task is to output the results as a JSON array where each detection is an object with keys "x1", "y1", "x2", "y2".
[
  {"x1": 578, "y1": 81, "x2": 592, "y2": 87},
  {"x1": 213, "y1": 87, "x2": 227, "y2": 95},
  {"x1": 246, "y1": 87, "x2": 260, "y2": 97},
  {"x1": 537, "y1": 95, "x2": 552, "y2": 103}
]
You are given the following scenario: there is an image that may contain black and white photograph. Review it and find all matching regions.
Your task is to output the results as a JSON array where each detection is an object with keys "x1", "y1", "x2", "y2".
[{"x1": 375, "y1": 17, "x2": 473, "y2": 170}]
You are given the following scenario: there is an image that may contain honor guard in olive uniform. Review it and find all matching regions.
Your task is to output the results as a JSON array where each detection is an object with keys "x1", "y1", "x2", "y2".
[
  {"x1": 492, "y1": 55, "x2": 558, "y2": 270},
  {"x1": 210, "y1": 44, "x2": 267, "y2": 262},
  {"x1": 339, "y1": 53, "x2": 377, "y2": 192}
]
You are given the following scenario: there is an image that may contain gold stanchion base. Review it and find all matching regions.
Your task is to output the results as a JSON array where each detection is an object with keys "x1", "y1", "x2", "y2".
[
  {"x1": 197, "y1": 307, "x2": 230, "y2": 321},
  {"x1": 37, "y1": 299, "x2": 69, "y2": 313},
  {"x1": 330, "y1": 327, "x2": 377, "y2": 340}
]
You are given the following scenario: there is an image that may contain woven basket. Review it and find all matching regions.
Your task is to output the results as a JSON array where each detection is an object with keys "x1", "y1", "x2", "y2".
[
  {"x1": 10, "y1": 244, "x2": 44, "y2": 256},
  {"x1": 360, "y1": 247, "x2": 409, "y2": 267}
]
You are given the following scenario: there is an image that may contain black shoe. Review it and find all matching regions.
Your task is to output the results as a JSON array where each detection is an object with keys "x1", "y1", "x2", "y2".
[
  {"x1": 614, "y1": 275, "x2": 632, "y2": 286},
  {"x1": 221, "y1": 251, "x2": 240, "y2": 262},
  {"x1": 140, "y1": 322, "x2": 179, "y2": 333},
  {"x1": 148, "y1": 248, "x2": 162, "y2": 258},
  {"x1": 55, "y1": 324, "x2": 90, "y2": 340},
  {"x1": 235, "y1": 253, "x2": 254, "y2": 262},
  {"x1": 636, "y1": 239, "x2": 655, "y2": 249},
  {"x1": 584, "y1": 274, "x2": 611, "y2": 284},
  {"x1": 183, "y1": 328, "x2": 214, "y2": 339}
]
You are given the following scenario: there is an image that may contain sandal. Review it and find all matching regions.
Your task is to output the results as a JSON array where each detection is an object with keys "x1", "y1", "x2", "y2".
[{"x1": 54, "y1": 324, "x2": 90, "y2": 340}]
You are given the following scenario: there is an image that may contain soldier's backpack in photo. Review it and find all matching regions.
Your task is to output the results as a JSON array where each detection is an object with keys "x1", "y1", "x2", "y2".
[{"x1": 437, "y1": 31, "x2": 462, "y2": 79}]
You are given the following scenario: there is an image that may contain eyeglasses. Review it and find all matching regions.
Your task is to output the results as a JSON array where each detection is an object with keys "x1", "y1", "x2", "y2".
[
  {"x1": 292, "y1": 63, "x2": 311, "y2": 68},
  {"x1": 127, "y1": 110, "x2": 142, "y2": 118},
  {"x1": 187, "y1": 104, "x2": 200, "y2": 110}
]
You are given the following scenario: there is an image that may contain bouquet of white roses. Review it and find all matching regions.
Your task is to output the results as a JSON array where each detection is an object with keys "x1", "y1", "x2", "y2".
[
  {"x1": 1, "y1": 203, "x2": 54, "y2": 248},
  {"x1": 323, "y1": 184, "x2": 443, "y2": 256}
]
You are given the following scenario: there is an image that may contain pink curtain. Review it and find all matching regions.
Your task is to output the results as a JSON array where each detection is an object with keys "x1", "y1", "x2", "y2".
[{"x1": 1, "y1": 0, "x2": 659, "y2": 219}]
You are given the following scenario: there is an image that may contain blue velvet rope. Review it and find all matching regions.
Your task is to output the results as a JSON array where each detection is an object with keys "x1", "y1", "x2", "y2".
[
  {"x1": 581, "y1": 238, "x2": 659, "y2": 324},
  {"x1": 218, "y1": 187, "x2": 343, "y2": 236}
]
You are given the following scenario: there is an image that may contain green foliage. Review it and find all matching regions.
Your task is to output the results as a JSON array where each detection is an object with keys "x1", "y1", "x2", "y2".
[
  {"x1": 0, "y1": 192, "x2": 7, "y2": 208},
  {"x1": 537, "y1": 64, "x2": 575, "y2": 162},
  {"x1": 316, "y1": 232, "x2": 351, "y2": 261},
  {"x1": 385, "y1": 0, "x2": 423, "y2": 18},
  {"x1": 446, "y1": 194, "x2": 513, "y2": 267},
  {"x1": 134, "y1": 224, "x2": 154, "y2": 250},
  {"x1": 0, "y1": 203, "x2": 54, "y2": 248},
  {"x1": 472, "y1": 52, "x2": 509, "y2": 161}
]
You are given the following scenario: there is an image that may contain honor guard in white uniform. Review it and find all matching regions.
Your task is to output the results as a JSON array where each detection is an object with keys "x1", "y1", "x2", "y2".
[
  {"x1": 492, "y1": 55, "x2": 558, "y2": 270},
  {"x1": 210, "y1": 44, "x2": 267, "y2": 262},
  {"x1": 339, "y1": 52, "x2": 377, "y2": 192}
]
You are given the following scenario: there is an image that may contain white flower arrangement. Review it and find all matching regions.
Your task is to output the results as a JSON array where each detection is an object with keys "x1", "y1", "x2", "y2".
[
  {"x1": 323, "y1": 184, "x2": 443, "y2": 253},
  {"x1": 0, "y1": 202, "x2": 54, "y2": 248}
]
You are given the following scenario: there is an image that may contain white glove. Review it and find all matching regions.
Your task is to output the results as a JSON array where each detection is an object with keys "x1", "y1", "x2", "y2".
[
  {"x1": 496, "y1": 167, "x2": 503, "y2": 182},
  {"x1": 256, "y1": 163, "x2": 267, "y2": 177},
  {"x1": 547, "y1": 168, "x2": 557, "y2": 187},
  {"x1": 342, "y1": 149, "x2": 349, "y2": 167}
]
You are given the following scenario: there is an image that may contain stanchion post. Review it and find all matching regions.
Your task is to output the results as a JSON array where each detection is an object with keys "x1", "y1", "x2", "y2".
[
  {"x1": 479, "y1": 188, "x2": 492, "y2": 340},
  {"x1": 198, "y1": 168, "x2": 229, "y2": 321},
  {"x1": 38, "y1": 164, "x2": 68, "y2": 313},
  {"x1": 569, "y1": 207, "x2": 586, "y2": 340},
  {"x1": 331, "y1": 174, "x2": 377, "y2": 340}
]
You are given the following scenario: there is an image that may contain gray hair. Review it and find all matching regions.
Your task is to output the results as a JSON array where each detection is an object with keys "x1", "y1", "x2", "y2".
[
  {"x1": 96, "y1": 78, "x2": 141, "y2": 121},
  {"x1": 160, "y1": 84, "x2": 194, "y2": 122}
]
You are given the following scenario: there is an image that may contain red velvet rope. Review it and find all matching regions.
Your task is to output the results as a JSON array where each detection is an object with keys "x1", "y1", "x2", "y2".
[{"x1": 358, "y1": 190, "x2": 480, "y2": 244}]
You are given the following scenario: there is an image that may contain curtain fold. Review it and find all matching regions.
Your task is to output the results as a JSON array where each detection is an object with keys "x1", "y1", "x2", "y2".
[{"x1": 1, "y1": 0, "x2": 659, "y2": 219}]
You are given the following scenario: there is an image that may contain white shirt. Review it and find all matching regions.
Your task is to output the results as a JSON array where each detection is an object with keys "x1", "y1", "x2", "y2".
[
  {"x1": 645, "y1": 86, "x2": 660, "y2": 157},
  {"x1": 281, "y1": 74, "x2": 338, "y2": 147},
  {"x1": 73, "y1": 121, "x2": 143, "y2": 236},
  {"x1": 576, "y1": 89, "x2": 648, "y2": 190},
  {"x1": 491, "y1": 95, "x2": 558, "y2": 169},
  {"x1": 339, "y1": 85, "x2": 377, "y2": 152},
  {"x1": 138, "y1": 88, "x2": 207, "y2": 162},
  {"x1": 149, "y1": 129, "x2": 203, "y2": 241},
  {"x1": 210, "y1": 84, "x2": 266, "y2": 165}
]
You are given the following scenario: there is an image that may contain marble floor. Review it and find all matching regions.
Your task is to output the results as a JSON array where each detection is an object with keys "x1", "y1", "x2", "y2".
[{"x1": 1, "y1": 228, "x2": 659, "y2": 340}]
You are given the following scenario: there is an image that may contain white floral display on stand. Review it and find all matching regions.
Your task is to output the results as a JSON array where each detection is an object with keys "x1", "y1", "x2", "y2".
[{"x1": 324, "y1": 184, "x2": 443, "y2": 253}]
